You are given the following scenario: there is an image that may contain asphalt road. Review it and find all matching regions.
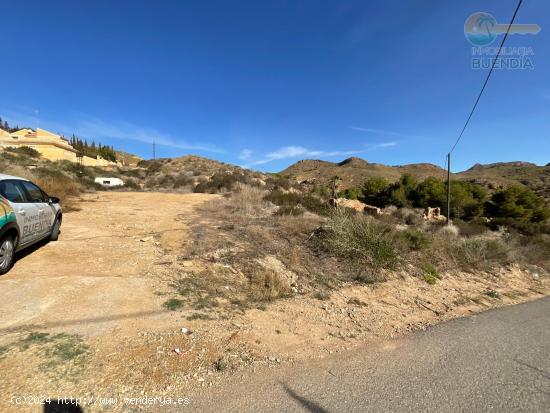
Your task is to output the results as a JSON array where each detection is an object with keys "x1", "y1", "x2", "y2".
[{"x1": 188, "y1": 298, "x2": 550, "y2": 412}]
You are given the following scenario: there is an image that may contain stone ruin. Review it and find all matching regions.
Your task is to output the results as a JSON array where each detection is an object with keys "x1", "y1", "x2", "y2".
[
  {"x1": 330, "y1": 198, "x2": 382, "y2": 216},
  {"x1": 423, "y1": 207, "x2": 446, "y2": 222}
]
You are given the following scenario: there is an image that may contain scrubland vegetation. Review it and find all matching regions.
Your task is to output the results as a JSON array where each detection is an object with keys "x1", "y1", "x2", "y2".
[
  {"x1": 180, "y1": 170, "x2": 549, "y2": 311},
  {"x1": 1, "y1": 147, "x2": 548, "y2": 300},
  {"x1": 342, "y1": 174, "x2": 549, "y2": 234}
]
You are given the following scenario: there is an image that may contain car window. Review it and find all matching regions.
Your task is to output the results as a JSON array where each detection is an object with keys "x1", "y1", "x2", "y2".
[
  {"x1": 0, "y1": 180, "x2": 27, "y2": 203},
  {"x1": 20, "y1": 181, "x2": 47, "y2": 203}
]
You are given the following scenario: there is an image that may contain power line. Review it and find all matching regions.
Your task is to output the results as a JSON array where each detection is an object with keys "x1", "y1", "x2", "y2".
[{"x1": 449, "y1": 0, "x2": 524, "y2": 154}]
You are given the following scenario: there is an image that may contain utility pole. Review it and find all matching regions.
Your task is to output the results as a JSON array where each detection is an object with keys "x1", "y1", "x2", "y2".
[
  {"x1": 153, "y1": 141, "x2": 156, "y2": 160},
  {"x1": 446, "y1": 153, "x2": 451, "y2": 224}
]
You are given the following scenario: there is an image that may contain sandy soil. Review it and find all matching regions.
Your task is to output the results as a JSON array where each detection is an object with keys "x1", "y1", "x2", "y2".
[
  {"x1": 0, "y1": 192, "x2": 212, "y2": 337},
  {"x1": 0, "y1": 191, "x2": 547, "y2": 413}
]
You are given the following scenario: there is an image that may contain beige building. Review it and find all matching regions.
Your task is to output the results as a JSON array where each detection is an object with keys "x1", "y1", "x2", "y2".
[{"x1": 0, "y1": 127, "x2": 120, "y2": 167}]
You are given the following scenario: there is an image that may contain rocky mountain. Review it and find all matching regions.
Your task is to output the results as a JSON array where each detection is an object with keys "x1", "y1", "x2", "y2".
[
  {"x1": 458, "y1": 161, "x2": 550, "y2": 199},
  {"x1": 280, "y1": 158, "x2": 550, "y2": 199},
  {"x1": 280, "y1": 157, "x2": 448, "y2": 189}
]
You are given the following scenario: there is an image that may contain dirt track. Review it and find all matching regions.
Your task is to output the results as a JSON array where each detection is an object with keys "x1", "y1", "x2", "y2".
[{"x1": 0, "y1": 191, "x2": 214, "y2": 338}]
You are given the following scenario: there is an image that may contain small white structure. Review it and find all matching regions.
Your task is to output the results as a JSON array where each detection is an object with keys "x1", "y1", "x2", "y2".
[{"x1": 94, "y1": 177, "x2": 124, "y2": 187}]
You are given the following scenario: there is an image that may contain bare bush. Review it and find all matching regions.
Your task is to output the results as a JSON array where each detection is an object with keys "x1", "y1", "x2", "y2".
[
  {"x1": 249, "y1": 268, "x2": 292, "y2": 301},
  {"x1": 34, "y1": 175, "x2": 81, "y2": 211},
  {"x1": 510, "y1": 234, "x2": 550, "y2": 269},
  {"x1": 227, "y1": 183, "x2": 270, "y2": 217},
  {"x1": 173, "y1": 174, "x2": 195, "y2": 189},
  {"x1": 438, "y1": 224, "x2": 459, "y2": 238},
  {"x1": 454, "y1": 219, "x2": 488, "y2": 237},
  {"x1": 316, "y1": 209, "x2": 399, "y2": 279},
  {"x1": 193, "y1": 171, "x2": 255, "y2": 194},
  {"x1": 439, "y1": 237, "x2": 511, "y2": 272}
]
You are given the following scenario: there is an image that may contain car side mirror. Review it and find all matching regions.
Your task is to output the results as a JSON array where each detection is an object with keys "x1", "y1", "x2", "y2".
[{"x1": 49, "y1": 196, "x2": 60, "y2": 204}]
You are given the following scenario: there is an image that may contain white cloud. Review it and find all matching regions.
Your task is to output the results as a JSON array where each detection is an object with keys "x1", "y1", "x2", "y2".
[
  {"x1": 375, "y1": 141, "x2": 397, "y2": 147},
  {"x1": 0, "y1": 108, "x2": 223, "y2": 153},
  {"x1": 350, "y1": 126, "x2": 424, "y2": 140},
  {"x1": 265, "y1": 146, "x2": 310, "y2": 160},
  {"x1": 238, "y1": 148, "x2": 253, "y2": 160},
  {"x1": 248, "y1": 145, "x2": 365, "y2": 166},
  {"x1": 76, "y1": 117, "x2": 223, "y2": 153}
]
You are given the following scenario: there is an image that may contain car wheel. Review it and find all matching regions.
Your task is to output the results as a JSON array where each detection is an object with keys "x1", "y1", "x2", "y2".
[
  {"x1": 0, "y1": 235, "x2": 15, "y2": 275},
  {"x1": 50, "y1": 218, "x2": 61, "y2": 241}
]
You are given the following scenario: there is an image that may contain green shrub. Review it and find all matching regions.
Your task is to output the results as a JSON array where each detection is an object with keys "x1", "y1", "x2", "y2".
[
  {"x1": 157, "y1": 174, "x2": 175, "y2": 187},
  {"x1": 454, "y1": 218, "x2": 488, "y2": 237},
  {"x1": 57, "y1": 161, "x2": 97, "y2": 180},
  {"x1": 275, "y1": 205, "x2": 304, "y2": 216},
  {"x1": 362, "y1": 177, "x2": 390, "y2": 207},
  {"x1": 414, "y1": 178, "x2": 486, "y2": 220},
  {"x1": 123, "y1": 179, "x2": 141, "y2": 190},
  {"x1": 163, "y1": 298, "x2": 185, "y2": 311},
  {"x1": 404, "y1": 212, "x2": 423, "y2": 226},
  {"x1": 312, "y1": 184, "x2": 330, "y2": 198},
  {"x1": 514, "y1": 234, "x2": 550, "y2": 267},
  {"x1": 359, "y1": 175, "x2": 487, "y2": 220},
  {"x1": 451, "y1": 238, "x2": 510, "y2": 272},
  {"x1": 265, "y1": 189, "x2": 329, "y2": 216},
  {"x1": 173, "y1": 174, "x2": 195, "y2": 188},
  {"x1": 265, "y1": 174, "x2": 292, "y2": 190},
  {"x1": 316, "y1": 210, "x2": 399, "y2": 276},
  {"x1": 194, "y1": 172, "x2": 253, "y2": 193},
  {"x1": 399, "y1": 229, "x2": 432, "y2": 251},
  {"x1": 421, "y1": 263, "x2": 440, "y2": 285},
  {"x1": 213, "y1": 357, "x2": 227, "y2": 372},
  {"x1": 339, "y1": 187, "x2": 363, "y2": 200},
  {"x1": 484, "y1": 289, "x2": 500, "y2": 299},
  {"x1": 138, "y1": 159, "x2": 164, "y2": 174},
  {"x1": 486, "y1": 185, "x2": 550, "y2": 232},
  {"x1": 9, "y1": 146, "x2": 41, "y2": 158}
]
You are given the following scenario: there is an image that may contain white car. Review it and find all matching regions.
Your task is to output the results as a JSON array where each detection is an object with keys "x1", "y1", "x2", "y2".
[{"x1": 0, "y1": 174, "x2": 62, "y2": 274}]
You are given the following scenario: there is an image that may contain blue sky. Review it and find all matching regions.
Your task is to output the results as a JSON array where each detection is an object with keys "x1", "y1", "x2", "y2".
[{"x1": 0, "y1": 0, "x2": 548, "y2": 172}]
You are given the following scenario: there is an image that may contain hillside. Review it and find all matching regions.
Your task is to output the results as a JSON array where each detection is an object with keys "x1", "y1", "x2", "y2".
[
  {"x1": 115, "y1": 150, "x2": 142, "y2": 167},
  {"x1": 101, "y1": 154, "x2": 268, "y2": 192},
  {"x1": 458, "y1": 162, "x2": 550, "y2": 199},
  {"x1": 281, "y1": 157, "x2": 448, "y2": 189},
  {"x1": 281, "y1": 157, "x2": 550, "y2": 199}
]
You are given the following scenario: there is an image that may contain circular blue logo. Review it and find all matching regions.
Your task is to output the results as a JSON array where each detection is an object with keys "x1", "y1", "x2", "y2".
[{"x1": 464, "y1": 12, "x2": 497, "y2": 46}]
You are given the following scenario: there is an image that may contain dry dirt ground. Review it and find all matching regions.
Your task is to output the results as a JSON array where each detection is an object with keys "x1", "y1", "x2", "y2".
[{"x1": 0, "y1": 192, "x2": 548, "y2": 413}]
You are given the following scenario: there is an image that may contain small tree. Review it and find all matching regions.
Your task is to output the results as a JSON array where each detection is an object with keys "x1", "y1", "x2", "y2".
[
  {"x1": 387, "y1": 174, "x2": 418, "y2": 208},
  {"x1": 486, "y1": 185, "x2": 549, "y2": 225},
  {"x1": 339, "y1": 187, "x2": 363, "y2": 200},
  {"x1": 362, "y1": 177, "x2": 390, "y2": 207}
]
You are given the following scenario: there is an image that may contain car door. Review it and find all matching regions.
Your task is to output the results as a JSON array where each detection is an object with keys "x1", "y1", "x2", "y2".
[
  {"x1": 0, "y1": 180, "x2": 41, "y2": 247},
  {"x1": 19, "y1": 180, "x2": 54, "y2": 240}
]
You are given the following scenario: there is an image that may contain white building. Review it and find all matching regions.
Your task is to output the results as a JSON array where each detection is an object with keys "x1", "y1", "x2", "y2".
[{"x1": 94, "y1": 177, "x2": 124, "y2": 187}]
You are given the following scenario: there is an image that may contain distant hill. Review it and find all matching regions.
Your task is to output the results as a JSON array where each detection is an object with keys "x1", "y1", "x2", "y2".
[
  {"x1": 280, "y1": 157, "x2": 448, "y2": 189},
  {"x1": 116, "y1": 151, "x2": 142, "y2": 167},
  {"x1": 141, "y1": 154, "x2": 243, "y2": 176},
  {"x1": 280, "y1": 157, "x2": 550, "y2": 200},
  {"x1": 458, "y1": 161, "x2": 550, "y2": 199}
]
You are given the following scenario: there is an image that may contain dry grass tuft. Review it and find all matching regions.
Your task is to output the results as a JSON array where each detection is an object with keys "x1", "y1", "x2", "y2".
[
  {"x1": 34, "y1": 175, "x2": 82, "y2": 211},
  {"x1": 316, "y1": 209, "x2": 399, "y2": 276},
  {"x1": 227, "y1": 183, "x2": 270, "y2": 218},
  {"x1": 249, "y1": 268, "x2": 292, "y2": 301}
]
